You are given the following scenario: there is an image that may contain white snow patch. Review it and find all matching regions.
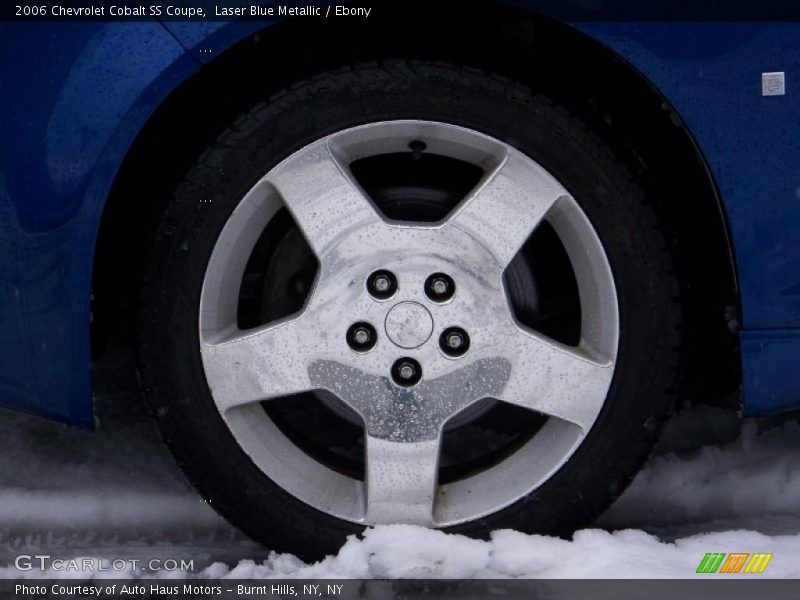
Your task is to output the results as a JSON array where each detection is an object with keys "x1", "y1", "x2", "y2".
[
  {"x1": 599, "y1": 418, "x2": 800, "y2": 533},
  {"x1": 4, "y1": 525, "x2": 797, "y2": 579},
  {"x1": 2, "y1": 377, "x2": 800, "y2": 580},
  {"x1": 195, "y1": 525, "x2": 798, "y2": 579}
]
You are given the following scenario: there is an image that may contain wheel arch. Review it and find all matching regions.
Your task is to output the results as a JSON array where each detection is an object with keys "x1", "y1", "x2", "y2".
[{"x1": 93, "y1": 3, "x2": 740, "y2": 406}]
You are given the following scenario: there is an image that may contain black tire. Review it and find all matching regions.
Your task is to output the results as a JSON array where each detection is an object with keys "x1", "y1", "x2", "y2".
[{"x1": 137, "y1": 61, "x2": 680, "y2": 560}]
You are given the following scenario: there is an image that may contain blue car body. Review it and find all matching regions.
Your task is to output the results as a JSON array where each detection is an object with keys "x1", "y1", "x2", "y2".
[{"x1": 1, "y1": 9, "x2": 799, "y2": 428}]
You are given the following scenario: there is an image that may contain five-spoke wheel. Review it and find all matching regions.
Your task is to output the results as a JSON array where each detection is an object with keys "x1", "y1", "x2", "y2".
[
  {"x1": 138, "y1": 62, "x2": 679, "y2": 559},
  {"x1": 199, "y1": 121, "x2": 618, "y2": 526}
]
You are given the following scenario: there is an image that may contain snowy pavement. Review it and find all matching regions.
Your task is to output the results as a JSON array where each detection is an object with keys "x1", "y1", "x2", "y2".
[{"x1": 2, "y1": 352, "x2": 800, "y2": 578}]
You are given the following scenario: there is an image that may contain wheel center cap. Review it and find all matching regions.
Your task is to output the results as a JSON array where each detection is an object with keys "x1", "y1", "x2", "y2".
[{"x1": 384, "y1": 302, "x2": 434, "y2": 349}]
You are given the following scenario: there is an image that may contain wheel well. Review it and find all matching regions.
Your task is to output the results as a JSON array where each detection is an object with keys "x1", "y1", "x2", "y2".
[{"x1": 93, "y1": 1, "x2": 740, "y2": 406}]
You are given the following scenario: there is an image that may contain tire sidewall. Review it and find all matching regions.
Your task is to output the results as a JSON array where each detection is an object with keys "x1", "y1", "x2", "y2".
[{"x1": 138, "y1": 64, "x2": 678, "y2": 558}]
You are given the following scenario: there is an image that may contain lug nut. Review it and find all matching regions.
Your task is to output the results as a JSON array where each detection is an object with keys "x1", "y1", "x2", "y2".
[
  {"x1": 425, "y1": 273, "x2": 455, "y2": 302},
  {"x1": 367, "y1": 270, "x2": 398, "y2": 299},
  {"x1": 446, "y1": 332, "x2": 464, "y2": 349},
  {"x1": 392, "y1": 357, "x2": 422, "y2": 387},
  {"x1": 440, "y1": 327, "x2": 470, "y2": 357},
  {"x1": 374, "y1": 277, "x2": 390, "y2": 293},
  {"x1": 347, "y1": 322, "x2": 377, "y2": 352}
]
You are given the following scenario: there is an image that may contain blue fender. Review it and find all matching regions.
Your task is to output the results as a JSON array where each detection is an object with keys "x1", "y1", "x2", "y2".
[
  {"x1": 2, "y1": 16, "x2": 800, "y2": 425},
  {"x1": 0, "y1": 23, "x2": 198, "y2": 426}
]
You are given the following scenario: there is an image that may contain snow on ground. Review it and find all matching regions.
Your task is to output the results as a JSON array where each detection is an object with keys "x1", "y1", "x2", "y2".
[
  {"x1": 199, "y1": 526, "x2": 800, "y2": 579},
  {"x1": 1, "y1": 352, "x2": 800, "y2": 578},
  {"x1": 599, "y1": 409, "x2": 800, "y2": 537}
]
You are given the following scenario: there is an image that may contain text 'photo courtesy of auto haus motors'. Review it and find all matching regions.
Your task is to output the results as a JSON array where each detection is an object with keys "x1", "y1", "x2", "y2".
[
  {"x1": 1, "y1": 0, "x2": 800, "y2": 578},
  {"x1": 16, "y1": 583, "x2": 345, "y2": 597},
  {"x1": 23, "y1": 583, "x2": 356, "y2": 599}
]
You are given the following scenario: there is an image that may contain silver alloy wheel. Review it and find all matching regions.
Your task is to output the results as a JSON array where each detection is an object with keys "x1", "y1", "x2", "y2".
[{"x1": 199, "y1": 120, "x2": 619, "y2": 527}]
